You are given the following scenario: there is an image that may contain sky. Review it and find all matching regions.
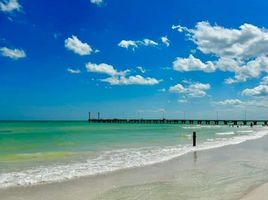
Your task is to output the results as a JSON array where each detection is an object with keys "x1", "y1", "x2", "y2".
[{"x1": 1, "y1": 0, "x2": 268, "y2": 120}]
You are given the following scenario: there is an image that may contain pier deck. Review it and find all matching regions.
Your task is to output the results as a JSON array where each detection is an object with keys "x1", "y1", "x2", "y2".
[{"x1": 88, "y1": 118, "x2": 268, "y2": 125}]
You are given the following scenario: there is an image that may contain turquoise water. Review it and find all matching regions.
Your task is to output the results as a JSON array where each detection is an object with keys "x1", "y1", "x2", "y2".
[{"x1": 0, "y1": 121, "x2": 264, "y2": 188}]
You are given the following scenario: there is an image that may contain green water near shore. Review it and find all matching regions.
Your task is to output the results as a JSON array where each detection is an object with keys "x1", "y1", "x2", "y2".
[{"x1": 0, "y1": 121, "x2": 261, "y2": 188}]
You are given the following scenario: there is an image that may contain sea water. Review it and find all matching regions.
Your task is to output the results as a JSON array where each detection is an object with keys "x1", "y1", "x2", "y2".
[{"x1": 0, "y1": 121, "x2": 266, "y2": 188}]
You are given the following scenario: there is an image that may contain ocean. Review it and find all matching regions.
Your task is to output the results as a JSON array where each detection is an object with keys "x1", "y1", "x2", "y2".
[{"x1": 0, "y1": 121, "x2": 267, "y2": 189}]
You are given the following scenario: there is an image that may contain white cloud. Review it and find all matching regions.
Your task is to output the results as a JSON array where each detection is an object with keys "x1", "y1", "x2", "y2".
[
  {"x1": 169, "y1": 82, "x2": 210, "y2": 97},
  {"x1": 173, "y1": 54, "x2": 216, "y2": 72},
  {"x1": 0, "y1": 0, "x2": 21, "y2": 13},
  {"x1": 86, "y1": 62, "x2": 160, "y2": 86},
  {"x1": 169, "y1": 84, "x2": 187, "y2": 93},
  {"x1": 118, "y1": 40, "x2": 138, "y2": 50},
  {"x1": 216, "y1": 99, "x2": 243, "y2": 106},
  {"x1": 118, "y1": 38, "x2": 159, "y2": 50},
  {"x1": 137, "y1": 66, "x2": 146, "y2": 73},
  {"x1": 86, "y1": 63, "x2": 128, "y2": 76},
  {"x1": 221, "y1": 56, "x2": 268, "y2": 83},
  {"x1": 64, "y1": 35, "x2": 93, "y2": 56},
  {"x1": 172, "y1": 24, "x2": 190, "y2": 33},
  {"x1": 180, "y1": 21, "x2": 268, "y2": 59},
  {"x1": 172, "y1": 22, "x2": 268, "y2": 83},
  {"x1": 101, "y1": 75, "x2": 160, "y2": 86},
  {"x1": 67, "y1": 68, "x2": 81, "y2": 74},
  {"x1": 161, "y1": 36, "x2": 170, "y2": 47},
  {"x1": 90, "y1": 0, "x2": 103, "y2": 5},
  {"x1": 143, "y1": 39, "x2": 158, "y2": 46},
  {"x1": 261, "y1": 76, "x2": 268, "y2": 85},
  {"x1": 242, "y1": 85, "x2": 268, "y2": 96},
  {"x1": 214, "y1": 98, "x2": 268, "y2": 108},
  {"x1": 0, "y1": 47, "x2": 26, "y2": 59}
]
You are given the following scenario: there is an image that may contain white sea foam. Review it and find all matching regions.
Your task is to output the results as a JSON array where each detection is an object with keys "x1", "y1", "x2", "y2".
[
  {"x1": 0, "y1": 129, "x2": 267, "y2": 188},
  {"x1": 237, "y1": 130, "x2": 254, "y2": 134},
  {"x1": 216, "y1": 131, "x2": 235, "y2": 135},
  {"x1": 182, "y1": 125, "x2": 225, "y2": 129},
  {"x1": 182, "y1": 126, "x2": 202, "y2": 129}
]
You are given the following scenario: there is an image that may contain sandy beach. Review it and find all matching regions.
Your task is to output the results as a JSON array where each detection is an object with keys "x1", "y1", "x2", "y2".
[
  {"x1": 240, "y1": 183, "x2": 268, "y2": 200},
  {"x1": 2, "y1": 0, "x2": 268, "y2": 199},
  {"x1": 1, "y1": 127, "x2": 268, "y2": 200}
]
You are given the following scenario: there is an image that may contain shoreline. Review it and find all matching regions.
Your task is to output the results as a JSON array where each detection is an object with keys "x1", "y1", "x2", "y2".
[
  {"x1": 1, "y1": 128, "x2": 268, "y2": 199},
  {"x1": 1, "y1": 127, "x2": 267, "y2": 189}
]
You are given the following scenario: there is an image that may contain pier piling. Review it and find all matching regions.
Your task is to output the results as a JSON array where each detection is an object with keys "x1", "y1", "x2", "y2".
[{"x1": 193, "y1": 131, "x2": 196, "y2": 147}]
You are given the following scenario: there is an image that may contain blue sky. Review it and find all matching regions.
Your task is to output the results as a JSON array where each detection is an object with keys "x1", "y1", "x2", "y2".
[{"x1": 1, "y1": 0, "x2": 268, "y2": 120}]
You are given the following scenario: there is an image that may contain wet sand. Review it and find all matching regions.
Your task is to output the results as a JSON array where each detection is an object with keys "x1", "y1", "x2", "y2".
[{"x1": 240, "y1": 183, "x2": 268, "y2": 200}]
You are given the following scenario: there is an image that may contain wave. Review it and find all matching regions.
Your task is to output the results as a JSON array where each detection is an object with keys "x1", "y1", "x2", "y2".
[
  {"x1": 182, "y1": 125, "x2": 225, "y2": 129},
  {"x1": 237, "y1": 130, "x2": 254, "y2": 134},
  {"x1": 0, "y1": 129, "x2": 267, "y2": 188},
  {"x1": 216, "y1": 131, "x2": 235, "y2": 135}
]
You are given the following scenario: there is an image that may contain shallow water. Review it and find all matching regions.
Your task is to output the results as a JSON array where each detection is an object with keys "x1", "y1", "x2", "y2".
[
  {"x1": 0, "y1": 121, "x2": 265, "y2": 188},
  {"x1": 93, "y1": 135, "x2": 268, "y2": 200}
]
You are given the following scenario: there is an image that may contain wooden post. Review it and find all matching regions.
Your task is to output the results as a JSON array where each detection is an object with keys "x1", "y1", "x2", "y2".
[
  {"x1": 98, "y1": 112, "x2": 100, "y2": 120},
  {"x1": 193, "y1": 131, "x2": 196, "y2": 147},
  {"x1": 88, "y1": 112, "x2": 91, "y2": 120}
]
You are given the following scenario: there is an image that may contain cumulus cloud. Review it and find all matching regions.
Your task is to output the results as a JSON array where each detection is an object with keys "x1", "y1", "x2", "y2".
[
  {"x1": 172, "y1": 21, "x2": 268, "y2": 83},
  {"x1": 220, "y1": 56, "x2": 268, "y2": 83},
  {"x1": 118, "y1": 40, "x2": 138, "y2": 50},
  {"x1": 0, "y1": 47, "x2": 26, "y2": 59},
  {"x1": 173, "y1": 54, "x2": 216, "y2": 72},
  {"x1": 169, "y1": 84, "x2": 186, "y2": 93},
  {"x1": 101, "y1": 75, "x2": 160, "y2": 86},
  {"x1": 90, "y1": 0, "x2": 103, "y2": 5},
  {"x1": 118, "y1": 38, "x2": 159, "y2": 50},
  {"x1": 161, "y1": 36, "x2": 170, "y2": 46},
  {"x1": 214, "y1": 98, "x2": 268, "y2": 108},
  {"x1": 86, "y1": 62, "x2": 160, "y2": 86},
  {"x1": 178, "y1": 22, "x2": 268, "y2": 59},
  {"x1": 0, "y1": 0, "x2": 21, "y2": 13},
  {"x1": 216, "y1": 99, "x2": 243, "y2": 106},
  {"x1": 86, "y1": 63, "x2": 129, "y2": 76},
  {"x1": 169, "y1": 82, "x2": 210, "y2": 97},
  {"x1": 65, "y1": 35, "x2": 93, "y2": 56},
  {"x1": 67, "y1": 68, "x2": 81, "y2": 74},
  {"x1": 242, "y1": 85, "x2": 268, "y2": 96},
  {"x1": 143, "y1": 39, "x2": 158, "y2": 46},
  {"x1": 261, "y1": 76, "x2": 268, "y2": 85}
]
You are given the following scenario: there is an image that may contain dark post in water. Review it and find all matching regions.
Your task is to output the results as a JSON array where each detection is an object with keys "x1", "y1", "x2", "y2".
[
  {"x1": 88, "y1": 112, "x2": 91, "y2": 120},
  {"x1": 193, "y1": 131, "x2": 196, "y2": 146}
]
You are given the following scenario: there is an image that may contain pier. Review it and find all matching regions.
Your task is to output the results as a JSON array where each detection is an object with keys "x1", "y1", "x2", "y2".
[{"x1": 88, "y1": 113, "x2": 268, "y2": 126}]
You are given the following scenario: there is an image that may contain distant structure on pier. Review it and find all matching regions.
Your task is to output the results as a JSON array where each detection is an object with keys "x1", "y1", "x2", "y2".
[{"x1": 88, "y1": 112, "x2": 268, "y2": 126}]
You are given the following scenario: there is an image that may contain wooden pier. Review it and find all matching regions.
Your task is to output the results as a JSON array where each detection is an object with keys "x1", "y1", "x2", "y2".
[
  {"x1": 88, "y1": 118, "x2": 268, "y2": 126},
  {"x1": 88, "y1": 112, "x2": 268, "y2": 125}
]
